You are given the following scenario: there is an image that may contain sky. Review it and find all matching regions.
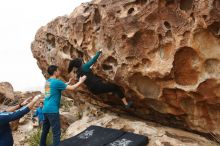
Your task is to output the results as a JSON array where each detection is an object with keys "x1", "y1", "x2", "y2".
[{"x1": 0, "y1": 0, "x2": 91, "y2": 92}]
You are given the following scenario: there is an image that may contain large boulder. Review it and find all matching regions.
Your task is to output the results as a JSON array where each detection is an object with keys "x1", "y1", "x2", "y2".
[
  {"x1": 0, "y1": 82, "x2": 14, "y2": 103},
  {"x1": 31, "y1": 0, "x2": 220, "y2": 135}
]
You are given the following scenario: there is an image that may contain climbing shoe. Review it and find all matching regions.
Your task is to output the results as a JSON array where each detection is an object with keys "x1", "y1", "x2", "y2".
[{"x1": 125, "y1": 101, "x2": 133, "y2": 109}]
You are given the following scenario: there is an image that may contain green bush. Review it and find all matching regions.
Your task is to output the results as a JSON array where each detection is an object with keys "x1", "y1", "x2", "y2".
[{"x1": 27, "y1": 128, "x2": 53, "y2": 146}]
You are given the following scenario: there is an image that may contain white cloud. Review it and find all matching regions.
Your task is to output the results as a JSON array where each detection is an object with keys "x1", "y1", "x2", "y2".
[{"x1": 0, "y1": 0, "x2": 91, "y2": 91}]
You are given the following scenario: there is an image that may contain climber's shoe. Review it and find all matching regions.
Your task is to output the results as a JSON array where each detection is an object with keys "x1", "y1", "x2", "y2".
[{"x1": 125, "y1": 101, "x2": 133, "y2": 109}]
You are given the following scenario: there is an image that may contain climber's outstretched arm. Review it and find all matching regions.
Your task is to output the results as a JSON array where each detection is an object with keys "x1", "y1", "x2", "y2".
[
  {"x1": 66, "y1": 76, "x2": 87, "y2": 91},
  {"x1": 82, "y1": 50, "x2": 102, "y2": 72}
]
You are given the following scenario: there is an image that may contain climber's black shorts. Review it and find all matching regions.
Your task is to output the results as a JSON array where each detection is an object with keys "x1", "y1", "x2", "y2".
[{"x1": 89, "y1": 82, "x2": 125, "y2": 99}]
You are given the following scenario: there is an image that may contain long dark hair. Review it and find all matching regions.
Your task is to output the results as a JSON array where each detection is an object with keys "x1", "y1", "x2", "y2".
[{"x1": 68, "y1": 58, "x2": 83, "y2": 73}]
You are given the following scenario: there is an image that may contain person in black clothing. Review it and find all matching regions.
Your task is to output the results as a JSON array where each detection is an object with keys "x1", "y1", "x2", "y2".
[{"x1": 68, "y1": 49, "x2": 133, "y2": 108}]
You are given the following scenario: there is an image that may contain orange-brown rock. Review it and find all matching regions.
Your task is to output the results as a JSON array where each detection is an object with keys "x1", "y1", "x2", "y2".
[
  {"x1": 0, "y1": 82, "x2": 14, "y2": 103},
  {"x1": 14, "y1": 91, "x2": 42, "y2": 99},
  {"x1": 31, "y1": 0, "x2": 220, "y2": 136}
]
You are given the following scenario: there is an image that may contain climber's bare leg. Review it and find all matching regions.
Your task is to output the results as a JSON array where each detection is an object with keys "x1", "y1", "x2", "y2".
[
  {"x1": 122, "y1": 97, "x2": 133, "y2": 108},
  {"x1": 91, "y1": 82, "x2": 133, "y2": 108},
  {"x1": 122, "y1": 97, "x2": 128, "y2": 105}
]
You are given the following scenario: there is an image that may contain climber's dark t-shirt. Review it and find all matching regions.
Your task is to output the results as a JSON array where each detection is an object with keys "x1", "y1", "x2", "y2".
[
  {"x1": 77, "y1": 51, "x2": 102, "y2": 90},
  {"x1": 0, "y1": 106, "x2": 30, "y2": 146}
]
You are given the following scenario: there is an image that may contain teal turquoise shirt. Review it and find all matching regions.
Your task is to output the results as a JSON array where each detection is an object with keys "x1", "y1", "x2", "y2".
[
  {"x1": 43, "y1": 78, "x2": 67, "y2": 113},
  {"x1": 33, "y1": 107, "x2": 44, "y2": 123},
  {"x1": 82, "y1": 51, "x2": 102, "y2": 72}
]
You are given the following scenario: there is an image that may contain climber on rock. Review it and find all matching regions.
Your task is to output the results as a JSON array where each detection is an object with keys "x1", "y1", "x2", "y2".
[{"x1": 68, "y1": 49, "x2": 133, "y2": 109}]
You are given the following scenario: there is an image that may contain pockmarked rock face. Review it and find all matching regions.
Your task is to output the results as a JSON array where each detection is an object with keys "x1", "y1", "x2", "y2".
[
  {"x1": 31, "y1": 0, "x2": 220, "y2": 135},
  {"x1": 0, "y1": 82, "x2": 14, "y2": 102}
]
